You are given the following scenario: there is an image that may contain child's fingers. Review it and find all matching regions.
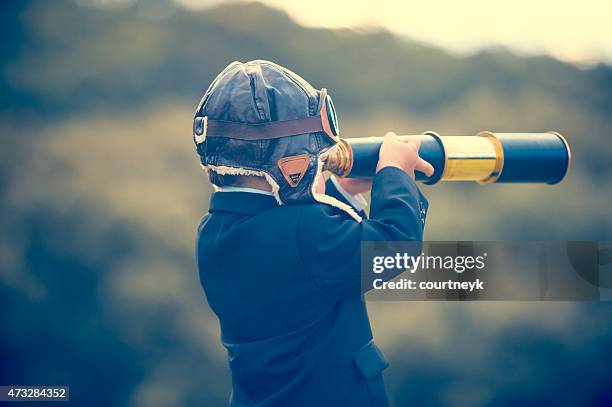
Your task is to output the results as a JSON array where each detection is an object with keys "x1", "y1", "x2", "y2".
[
  {"x1": 417, "y1": 157, "x2": 435, "y2": 177},
  {"x1": 406, "y1": 137, "x2": 421, "y2": 151},
  {"x1": 384, "y1": 131, "x2": 398, "y2": 142}
]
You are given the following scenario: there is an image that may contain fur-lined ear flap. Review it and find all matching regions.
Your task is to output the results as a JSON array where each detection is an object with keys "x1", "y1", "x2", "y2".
[
  {"x1": 311, "y1": 156, "x2": 362, "y2": 223},
  {"x1": 202, "y1": 156, "x2": 362, "y2": 223},
  {"x1": 201, "y1": 164, "x2": 283, "y2": 205}
]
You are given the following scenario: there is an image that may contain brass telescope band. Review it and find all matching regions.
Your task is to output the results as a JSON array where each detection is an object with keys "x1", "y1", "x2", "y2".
[
  {"x1": 323, "y1": 132, "x2": 572, "y2": 185},
  {"x1": 430, "y1": 133, "x2": 503, "y2": 184}
]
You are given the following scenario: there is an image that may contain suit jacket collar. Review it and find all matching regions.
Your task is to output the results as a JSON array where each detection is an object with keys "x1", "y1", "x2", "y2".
[{"x1": 209, "y1": 191, "x2": 279, "y2": 215}]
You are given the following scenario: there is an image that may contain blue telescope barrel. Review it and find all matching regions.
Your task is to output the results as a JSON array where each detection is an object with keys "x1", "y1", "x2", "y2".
[{"x1": 324, "y1": 132, "x2": 571, "y2": 184}]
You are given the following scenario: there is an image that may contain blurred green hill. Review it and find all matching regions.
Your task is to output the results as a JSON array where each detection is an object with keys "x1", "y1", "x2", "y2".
[
  {"x1": 1, "y1": 0, "x2": 612, "y2": 117},
  {"x1": 1, "y1": 1, "x2": 612, "y2": 406}
]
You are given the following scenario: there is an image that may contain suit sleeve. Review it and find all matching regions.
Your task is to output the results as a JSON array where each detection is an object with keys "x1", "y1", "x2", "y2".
[{"x1": 297, "y1": 166, "x2": 429, "y2": 299}]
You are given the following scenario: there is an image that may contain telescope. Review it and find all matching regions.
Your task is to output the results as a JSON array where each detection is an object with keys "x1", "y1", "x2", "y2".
[{"x1": 324, "y1": 131, "x2": 571, "y2": 184}]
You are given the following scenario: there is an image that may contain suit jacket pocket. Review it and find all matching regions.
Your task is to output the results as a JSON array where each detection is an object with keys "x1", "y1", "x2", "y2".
[{"x1": 352, "y1": 340, "x2": 389, "y2": 379}]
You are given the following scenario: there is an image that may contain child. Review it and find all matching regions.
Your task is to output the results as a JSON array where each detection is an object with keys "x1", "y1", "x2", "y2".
[{"x1": 194, "y1": 60, "x2": 432, "y2": 407}]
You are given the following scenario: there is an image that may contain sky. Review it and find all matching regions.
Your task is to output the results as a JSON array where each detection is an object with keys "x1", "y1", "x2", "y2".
[{"x1": 174, "y1": 0, "x2": 612, "y2": 65}]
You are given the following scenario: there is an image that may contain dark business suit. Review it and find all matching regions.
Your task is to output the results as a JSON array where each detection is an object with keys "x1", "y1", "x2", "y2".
[{"x1": 196, "y1": 167, "x2": 428, "y2": 406}]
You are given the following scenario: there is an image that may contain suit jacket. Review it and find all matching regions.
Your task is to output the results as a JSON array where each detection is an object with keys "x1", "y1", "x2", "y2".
[{"x1": 196, "y1": 166, "x2": 429, "y2": 406}]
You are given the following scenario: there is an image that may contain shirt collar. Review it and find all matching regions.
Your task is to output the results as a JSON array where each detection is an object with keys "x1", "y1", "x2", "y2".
[
  {"x1": 216, "y1": 186, "x2": 275, "y2": 196},
  {"x1": 209, "y1": 190, "x2": 279, "y2": 215}
]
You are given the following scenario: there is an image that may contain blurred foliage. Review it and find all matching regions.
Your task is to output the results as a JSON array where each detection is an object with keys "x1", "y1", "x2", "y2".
[{"x1": 1, "y1": 0, "x2": 612, "y2": 406}]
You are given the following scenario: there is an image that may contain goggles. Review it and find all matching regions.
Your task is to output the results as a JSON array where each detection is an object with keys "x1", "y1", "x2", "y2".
[{"x1": 194, "y1": 88, "x2": 339, "y2": 143}]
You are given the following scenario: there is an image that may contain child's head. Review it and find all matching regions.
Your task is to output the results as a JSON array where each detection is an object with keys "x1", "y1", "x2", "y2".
[{"x1": 193, "y1": 60, "x2": 359, "y2": 220}]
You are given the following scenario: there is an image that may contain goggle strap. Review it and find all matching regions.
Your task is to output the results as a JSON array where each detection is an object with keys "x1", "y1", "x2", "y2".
[
  {"x1": 193, "y1": 88, "x2": 337, "y2": 142},
  {"x1": 197, "y1": 115, "x2": 326, "y2": 141}
]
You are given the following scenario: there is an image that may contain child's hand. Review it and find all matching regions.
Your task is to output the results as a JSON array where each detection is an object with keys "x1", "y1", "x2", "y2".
[{"x1": 376, "y1": 132, "x2": 435, "y2": 180}]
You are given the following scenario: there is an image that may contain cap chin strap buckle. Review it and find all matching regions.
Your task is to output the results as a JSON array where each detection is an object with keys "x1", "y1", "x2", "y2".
[{"x1": 193, "y1": 116, "x2": 207, "y2": 144}]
